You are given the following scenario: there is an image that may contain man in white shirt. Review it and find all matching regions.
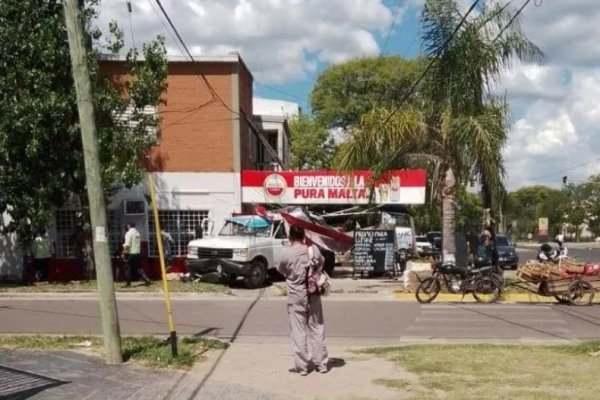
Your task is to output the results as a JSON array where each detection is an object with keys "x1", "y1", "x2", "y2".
[
  {"x1": 122, "y1": 223, "x2": 151, "y2": 287},
  {"x1": 32, "y1": 229, "x2": 54, "y2": 283}
]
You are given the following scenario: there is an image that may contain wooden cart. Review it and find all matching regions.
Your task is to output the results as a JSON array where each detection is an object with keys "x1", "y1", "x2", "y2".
[{"x1": 513, "y1": 261, "x2": 600, "y2": 306}]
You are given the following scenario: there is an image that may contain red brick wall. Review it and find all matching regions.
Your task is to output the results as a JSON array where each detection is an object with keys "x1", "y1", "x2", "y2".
[
  {"x1": 147, "y1": 62, "x2": 234, "y2": 172},
  {"x1": 99, "y1": 59, "x2": 254, "y2": 173}
]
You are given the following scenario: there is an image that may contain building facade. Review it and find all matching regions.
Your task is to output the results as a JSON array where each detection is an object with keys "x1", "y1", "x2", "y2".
[{"x1": 0, "y1": 53, "x2": 293, "y2": 281}]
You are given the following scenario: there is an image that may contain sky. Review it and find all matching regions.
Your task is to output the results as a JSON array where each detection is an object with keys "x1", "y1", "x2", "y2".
[{"x1": 96, "y1": 0, "x2": 600, "y2": 191}]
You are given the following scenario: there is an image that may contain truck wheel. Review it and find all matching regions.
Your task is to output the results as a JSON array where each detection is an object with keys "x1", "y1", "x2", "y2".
[
  {"x1": 322, "y1": 250, "x2": 335, "y2": 276},
  {"x1": 244, "y1": 259, "x2": 267, "y2": 289}
]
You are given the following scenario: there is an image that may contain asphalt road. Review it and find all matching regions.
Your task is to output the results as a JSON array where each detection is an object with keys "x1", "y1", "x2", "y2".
[
  {"x1": 2, "y1": 296, "x2": 600, "y2": 344},
  {"x1": 516, "y1": 246, "x2": 600, "y2": 266}
]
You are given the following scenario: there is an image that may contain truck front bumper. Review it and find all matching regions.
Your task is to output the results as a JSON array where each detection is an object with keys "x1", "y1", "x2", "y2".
[{"x1": 186, "y1": 258, "x2": 252, "y2": 276}]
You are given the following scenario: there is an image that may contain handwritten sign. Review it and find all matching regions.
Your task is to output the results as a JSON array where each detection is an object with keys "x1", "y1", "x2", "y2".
[{"x1": 353, "y1": 230, "x2": 396, "y2": 273}]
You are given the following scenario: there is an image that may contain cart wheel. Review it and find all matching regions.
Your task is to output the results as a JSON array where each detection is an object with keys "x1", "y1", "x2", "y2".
[
  {"x1": 472, "y1": 277, "x2": 501, "y2": 303},
  {"x1": 566, "y1": 280, "x2": 594, "y2": 306},
  {"x1": 554, "y1": 294, "x2": 569, "y2": 304},
  {"x1": 416, "y1": 277, "x2": 440, "y2": 304}
]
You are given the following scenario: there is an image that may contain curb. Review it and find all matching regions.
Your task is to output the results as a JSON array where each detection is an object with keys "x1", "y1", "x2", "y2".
[{"x1": 394, "y1": 292, "x2": 600, "y2": 303}]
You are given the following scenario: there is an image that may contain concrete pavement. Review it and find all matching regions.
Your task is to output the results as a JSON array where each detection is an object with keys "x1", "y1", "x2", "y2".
[{"x1": 0, "y1": 341, "x2": 411, "y2": 400}]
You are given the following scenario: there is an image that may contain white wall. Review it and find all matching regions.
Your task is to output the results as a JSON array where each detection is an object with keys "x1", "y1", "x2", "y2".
[
  {"x1": 253, "y1": 97, "x2": 299, "y2": 117},
  {"x1": 109, "y1": 172, "x2": 242, "y2": 239},
  {"x1": 0, "y1": 211, "x2": 22, "y2": 281}
]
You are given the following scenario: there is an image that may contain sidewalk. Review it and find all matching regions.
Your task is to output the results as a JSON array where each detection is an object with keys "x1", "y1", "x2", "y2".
[{"x1": 0, "y1": 342, "x2": 408, "y2": 400}]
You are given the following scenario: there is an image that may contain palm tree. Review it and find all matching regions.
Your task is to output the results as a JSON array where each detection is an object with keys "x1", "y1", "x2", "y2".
[
  {"x1": 336, "y1": 104, "x2": 506, "y2": 260},
  {"x1": 336, "y1": 0, "x2": 543, "y2": 261}
]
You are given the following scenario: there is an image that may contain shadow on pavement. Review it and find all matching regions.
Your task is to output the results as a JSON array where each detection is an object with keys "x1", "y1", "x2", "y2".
[
  {"x1": 0, "y1": 364, "x2": 68, "y2": 400},
  {"x1": 328, "y1": 357, "x2": 346, "y2": 369},
  {"x1": 172, "y1": 287, "x2": 266, "y2": 400},
  {"x1": 551, "y1": 304, "x2": 600, "y2": 328}
]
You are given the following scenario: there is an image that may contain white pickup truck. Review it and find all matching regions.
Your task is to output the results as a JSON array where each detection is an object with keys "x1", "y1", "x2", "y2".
[{"x1": 185, "y1": 215, "x2": 335, "y2": 288}]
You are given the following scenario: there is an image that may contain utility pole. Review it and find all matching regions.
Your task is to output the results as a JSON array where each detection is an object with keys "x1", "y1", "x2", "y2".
[{"x1": 63, "y1": 0, "x2": 123, "y2": 364}]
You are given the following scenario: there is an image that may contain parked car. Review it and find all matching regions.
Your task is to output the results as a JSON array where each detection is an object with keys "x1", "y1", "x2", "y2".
[
  {"x1": 495, "y1": 234, "x2": 519, "y2": 269},
  {"x1": 415, "y1": 236, "x2": 434, "y2": 257},
  {"x1": 426, "y1": 231, "x2": 442, "y2": 250}
]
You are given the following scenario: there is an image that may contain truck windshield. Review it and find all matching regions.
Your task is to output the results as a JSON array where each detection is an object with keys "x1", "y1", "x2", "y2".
[{"x1": 218, "y1": 220, "x2": 271, "y2": 238}]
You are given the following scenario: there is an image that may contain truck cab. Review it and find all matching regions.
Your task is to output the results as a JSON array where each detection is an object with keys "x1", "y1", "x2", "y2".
[{"x1": 186, "y1": 215, "x2": 288, "y2": 288}]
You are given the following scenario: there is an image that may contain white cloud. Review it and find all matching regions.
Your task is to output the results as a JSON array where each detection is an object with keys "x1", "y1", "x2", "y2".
[
  {"x1": 95, "y1": 0, "x2": 393, "y2": 83},
  {"x1": 498, "y1": 0, "x2": 600, "y2": 190}
]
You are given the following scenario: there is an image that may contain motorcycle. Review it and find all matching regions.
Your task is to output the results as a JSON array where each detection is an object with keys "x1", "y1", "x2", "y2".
[
  {"x1": 416, "y1": 260, "x2": 501, "y2": 303},
  {"x1": 537, "y1": 241, "x2": 568, "y2": 263}
]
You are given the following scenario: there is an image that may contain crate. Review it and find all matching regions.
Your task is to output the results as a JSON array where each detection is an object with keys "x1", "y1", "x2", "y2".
[
  {"x1": 516, "y1": 269, "x2": 543, "y2": 283},
  {"x1": 545, "y1": 279, "x2": 571, "y2": 294},
  {"x1": 562, "y1": 262, "x2": 585, "y2": 274}
]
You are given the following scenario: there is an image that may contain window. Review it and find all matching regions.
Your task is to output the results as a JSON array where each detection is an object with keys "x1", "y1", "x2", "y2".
[
  {"x1": 107, "y1": 210, "x2": 122, "y2": 255},
  {"x1": 113, "y1": 104, "x2": 158, "y2": 139},
  {"x1": 147, "y1": 210, "x2": 208, "y2": 257},
  {"x1": 274, "y1": 222, "x2": 287, "y2": 239},
  {"x1": 55, "y1": 210, "x2": 78, "y2": 259},
  {"x1": 55, "y1": 210, "x2": 121, "y2": 258}
]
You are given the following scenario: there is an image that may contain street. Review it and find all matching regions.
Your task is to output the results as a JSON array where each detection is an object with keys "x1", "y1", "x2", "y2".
[{"x1": 2, "y1": 296, "x2": 600, "y2": 344}]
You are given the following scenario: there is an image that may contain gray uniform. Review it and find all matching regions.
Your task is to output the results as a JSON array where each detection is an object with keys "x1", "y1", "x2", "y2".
[{"x1": 277, "y1": 244, "x2": 328, "y2": 372}]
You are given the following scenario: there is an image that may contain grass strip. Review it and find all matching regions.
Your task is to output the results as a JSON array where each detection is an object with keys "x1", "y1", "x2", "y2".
[
  {"x1": 0, "y1": 334, "x2": 228, "y2": 369},
  {"x1": 362, "y1": 341, "x2": 600, "y2": 400}
]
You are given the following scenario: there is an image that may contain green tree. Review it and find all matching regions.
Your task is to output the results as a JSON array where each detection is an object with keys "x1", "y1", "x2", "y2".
[
  {"x1": 288, "y1": 114, "x2": 336, "y2": 170},
  {"x1": 0, "y1": 0, "x2": 167, "y2": 246},
  {"x1": 310, "y1": 56, "x2": 424, "y2": 129},
  {"x1": 577, "y1": 175, "x2": 600, "y2": 237},
  {"x1": 504, "y1": 186, "x2": 567, "y2": 239},
  {"x1": 335, "y1": 0, "x2": 542, "y2": 261}
]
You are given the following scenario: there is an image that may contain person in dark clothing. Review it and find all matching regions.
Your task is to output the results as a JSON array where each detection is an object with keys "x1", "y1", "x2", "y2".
[{"x1": 475, "y1": 231, "x2": 493, "y2": 268}]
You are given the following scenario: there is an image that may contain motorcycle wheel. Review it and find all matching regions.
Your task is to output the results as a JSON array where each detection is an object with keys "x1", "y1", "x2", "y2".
[
  {"x1": 416, "y1": 277, "x2": 441, "y2": 304},
  {"x1": 472, "y1": 277, "x2": 501, "y2": 303}
]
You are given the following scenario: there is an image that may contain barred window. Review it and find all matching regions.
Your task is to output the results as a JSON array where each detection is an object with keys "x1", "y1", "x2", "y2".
[
  {"x1": 55, "y1": 210, "x2": 121, "y2": 258},
  {"x1": 148, "y1": 210, "x2": 208, "y2": 257},
  {"x1": 55, "y1": 210, "x2": 78, "y2": 258},
  {"x1": 107, "y1": 210, "x2": 122, "y2": 255}
]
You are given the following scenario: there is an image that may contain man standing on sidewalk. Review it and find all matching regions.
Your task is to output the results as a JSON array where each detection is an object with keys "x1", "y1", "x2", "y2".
[
  {"x1": 32, "y1": 229, "x2": 54, "y2": 283},
  {"x1": 122, "y1": 223, "x2": 151, "y2": 287}
]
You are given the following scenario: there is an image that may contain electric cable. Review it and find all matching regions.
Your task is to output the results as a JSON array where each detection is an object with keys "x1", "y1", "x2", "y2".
[{"x1": 153, "y1": 0, "x2": 284, "y2": 167}]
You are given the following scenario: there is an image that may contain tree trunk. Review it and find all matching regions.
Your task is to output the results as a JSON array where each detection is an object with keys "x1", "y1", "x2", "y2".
[{"x1": 442, "y1": 167, "x2": 457, "y2": 263}]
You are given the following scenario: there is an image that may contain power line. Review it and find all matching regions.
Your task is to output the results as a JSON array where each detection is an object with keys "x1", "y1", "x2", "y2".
[
  {"x1": 254, "y1": 82, "x2": 307, "y2": 103},
  {"x1": 526, "y1": 158, "x2": 600, "y2": 181},
  {"x1": 493, "y1": 0, "x2": 533, "y2": 42},
  {"x1": 125, "y1": 0, "x2": 136, "y2": 49},
  {"x1": 380, "y1": 0, "x2": 538, "y2": 128},
  {"x1": 152, "y1": 0, "x2": 284, "y2": 167},
  {"x1": 145, "y1": 0, "x2": 187, "y2": 58},
  {"x1": 380, "y1": 0, "x2": 481, "y2": 127},
  {"x1": 381, "y1": 2, "x2": 404, "y2": 55}
]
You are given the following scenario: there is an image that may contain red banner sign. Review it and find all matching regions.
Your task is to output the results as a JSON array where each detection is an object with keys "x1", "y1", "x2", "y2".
[{"x1": 241, "y1": 170, "x2": 426, "y2": 205}]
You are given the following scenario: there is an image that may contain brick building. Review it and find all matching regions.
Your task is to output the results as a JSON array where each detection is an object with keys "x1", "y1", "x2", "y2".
[{"x1": 0, "y1": 53, "x2": 292, "y2": 281}]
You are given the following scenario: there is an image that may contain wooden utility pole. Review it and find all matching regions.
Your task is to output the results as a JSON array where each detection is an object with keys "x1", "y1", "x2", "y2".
[{"x1": 63, "y1": 0, "x2": 123, "y2": 364}]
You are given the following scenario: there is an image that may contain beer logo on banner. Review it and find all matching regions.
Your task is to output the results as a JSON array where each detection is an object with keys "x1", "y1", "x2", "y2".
[{"x1": 263, "y1": 174, "x2": 287, "y2": 198}]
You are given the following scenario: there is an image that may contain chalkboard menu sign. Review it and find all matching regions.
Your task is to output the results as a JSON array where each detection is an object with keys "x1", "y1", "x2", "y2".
[{"x1": 353, "y1": 230, "x2": 396, "y2": 273}]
